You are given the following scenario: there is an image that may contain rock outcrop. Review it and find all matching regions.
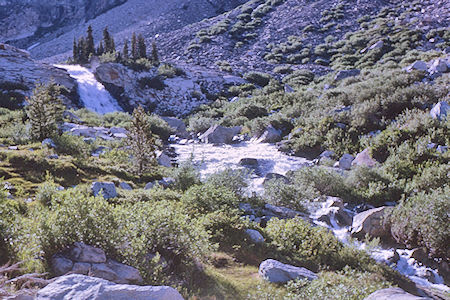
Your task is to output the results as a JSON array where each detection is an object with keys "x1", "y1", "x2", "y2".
[
  {"x1": 0, "y1": 43, "x2": 77, "y2": 108},
  {"x1": 35, "y1": 274, "x2": 183, "y2": 300},
  {"x1": 364, "y1": 287, "x2": 427, "y2": 300},
  {"x1": 351, "y1": 207, "x2": 390, "y2": 239},
  {"x1": 259, "y1": 259, "x2": 317, "y2": 283},
  {"x1": 199, "y1": 124, "x2": 241, "y2": 144}
]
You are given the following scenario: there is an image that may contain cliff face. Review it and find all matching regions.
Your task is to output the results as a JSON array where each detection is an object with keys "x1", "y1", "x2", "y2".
[{"x1": 0, "y1": 0, "x2": 127, "y2": 44}]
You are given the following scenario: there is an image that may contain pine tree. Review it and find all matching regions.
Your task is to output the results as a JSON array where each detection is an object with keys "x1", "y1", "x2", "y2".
[
  {"x1": 78, "y1": 37, "x2": 88, "y2": 63},
  {"x1": 151, "y1": 41, "x2": 159, "y2": 65},
  {"x1": 103, "y1": 27, "x2": 112, "y2": 53},
  {"x1": 127, "y1": 105, "x2": 156, "y2": 177},
  {"x1": 110, "y1": 37, "x2": 116, "y2": 53},
  {"x1": 86, "y1": 25, "x2": 95, "y2": 57},
  {"x1": 72, "y1": 37, "x2": 78, "y2": 62},
  {"x1": 97, "y1": 41, "x2": 104, "y2": 56},
  {"x1": 26, "y1": 81, "x2": 65, "y2": 141},
  {"x1": 137, "y1": 34, "x2": 146, "y2": 59},
  {"x1": 131, "y1": 32, "x2": 138, "y2": 60},
  {"x1": 122, "y1": 39, "x2": 129, "y2": 60}
]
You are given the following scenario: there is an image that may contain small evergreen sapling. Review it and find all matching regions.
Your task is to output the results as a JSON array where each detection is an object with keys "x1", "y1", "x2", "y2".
[
  {"x1": 127, "y1": 105, "x2": 157, "y2": 177},
  {"x1": 26, "y1": 81, "x2": 65, "y2": 141}
]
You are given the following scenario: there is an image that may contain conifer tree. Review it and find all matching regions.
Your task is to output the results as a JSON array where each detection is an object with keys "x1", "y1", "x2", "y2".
[
  {"x1": 86, "y1": 25, "x2": 95, "y2": 57},
  {"x1": 131, "y1": 33, "x2": 138, "y2": 60},
  {"x1": 97, "y1": 41, "x2": 104, "y2": 56},
  {"x1": 78, "y1": 37, "x2": 88, "y2": 63},
  {"x1": 151, "y1": 41, "x2": 159, "y2": 65},
  {"x1": 137, "y1": 34, "x2": 146, "y2": 59},
  {"x1": 103, "y1": 27, "x2": 112, "y2": 53},
  {"x1": 122, "y1": 39, "x2": 129, "y2": 60},
  {"x1": 127, "y1": 105, "x2": 156, "y2": 177},
  {"x1": 72, "y1": 37, "x2": 78, "y2": 62},
  {"x1": 110, "y1": 37, "x2": 116, "y2": 53},
  {"x1": 26, "y1": 81, "x2": 65, "y2": 141}
]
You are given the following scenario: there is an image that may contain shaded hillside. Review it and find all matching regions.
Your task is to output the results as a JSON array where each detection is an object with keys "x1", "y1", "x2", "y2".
[{"x1": 156, "y1": 0, "x2": 449, "y2": 74}]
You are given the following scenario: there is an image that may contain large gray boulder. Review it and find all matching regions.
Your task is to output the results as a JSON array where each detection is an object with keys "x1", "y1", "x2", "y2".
[
  {"x1": 430, "y1": 101, "x2": 449, "y2": 120},
  {"x1": 259, "y1": 259, "x2": 317, "y2": 283},
  {"x1": 35, "y1": 274, "x2": 184, "y2": 300},
  {"x1": 199, "y1": 124, "x2": 241, "y2": 144},
  {"x1": 256, "y1": 125, "x2": 282, "y2": 143},
  {"x1": 69, "y1": 242, "x2": 107, "y2": 264},
  {"x1": 245, "y1": 229, "x2": 265, "y2": 244},
  {"x1": 337, "y1": 153, "x2": 354, "y2": 170},
  {"x1": 364, "y1": 288, "x2": 427, "y2": 300},
  {"x1": 352, "y1": 148, "x2": 377, "y2": 168},
  {"x1": 351, "y1": 207, "x2": 390, "y2": 239},
  {"x1": 91, "y1": 182, "x2": 117, "y2": 199},
  {"x1": 161, "y1": 117, "x2": 189, "y2": 138}
]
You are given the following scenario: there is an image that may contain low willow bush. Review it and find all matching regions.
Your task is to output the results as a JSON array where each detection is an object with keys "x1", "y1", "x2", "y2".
[
  {"x1": 389, "y1": 187, "x2": 450, "y2": 258},
  {"x1": 9, "y1": 187, "x2": 213, "y2": 284}
]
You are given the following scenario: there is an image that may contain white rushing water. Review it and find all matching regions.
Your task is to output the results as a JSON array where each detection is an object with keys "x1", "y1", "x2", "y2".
[
  {"x1": 54, "y1": 64, "x2": 122, "y2": 114},
  {"x1": 174, "y1": 141, "x2": 449, "y2": 293},
  {"x1": 173, "y1": 141, "x2": 311, "y2": 193}
]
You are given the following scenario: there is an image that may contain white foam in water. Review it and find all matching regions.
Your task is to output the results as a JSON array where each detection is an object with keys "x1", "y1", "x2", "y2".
[
  {"x1": 175, "y1": 141, "x2": 449, "y2": 293},
  {"x1": 173, "y1": 141, "x2": 311, "y2": 193},
  {"x1": 54, "y1": 64, "x2": 122, "y2": 114}
]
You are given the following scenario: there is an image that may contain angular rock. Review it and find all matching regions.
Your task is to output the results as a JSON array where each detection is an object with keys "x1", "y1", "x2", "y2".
[
  {"x1": 69, "y1": 242, "x2": 107, "y2": 264},
  {"x1": 72, "y1": 262, "x2": 91, "y2": 275},
  {"x1": 91, "y1": 182, "x2": 117, "y2": 199},
  {"x1": 144, "y1": 182, "x2": 156, "y2": 190},
  {"x1": 263, "y1": 204, "x2": 309, "y2": 220},
  {"x1": 256, "y1": 125, "x2": 282, "y2": 143},
  {"x1": 351, "y1": 207, "x2": 390, "y2": 239},
  {"x1": 364, "y1": 287, "x2": 427, "y2": 300},
  {"x1": 119, "y1": 182, "x2": 132, "y2": 190},
  {"x1": 35, "y1": 274, "x2": 184, "y2": 300},
  {"x1": 106, "y1": 259, "x2": 143, "y2": 284},
  {"x1": 161, "y1": 117, "x2": 189, "y2": 138},
  {"x1": 199, "y1": 124, "x2": 241, "y2": 144},
  {"x1": 334, "y1": 69, "x2": 360, "y2": 81},
  {"x1": 352, "y1": 148, "x2": 377, "y2": 167},
  {"x1": 239, "y1": 158, "x2": 258, "y2": 167},
  {"x1": 407, "y1": 61, "x2": 428, "y2": 72},
  {"x1": 259, "y1": 259, "x2": 317, "y2": 283},
  {"x1": 284, "y1": 84, "x2": 295, "y2": 93},
  {"x1": 338, "y1": 153, "x2": 354, "y2": 170},
  {"x1": 430, "y1": 101, "x2": 449, "y2": 120},
  {"x1": 245, "y1": 229, "x2": 265, "y2": 244},
  {"x1": 157, "y1": 152, "x2": 172, "y2": 167},
  {"x1": 51, "y1": 255, "x2": 73, "y2": 276}
]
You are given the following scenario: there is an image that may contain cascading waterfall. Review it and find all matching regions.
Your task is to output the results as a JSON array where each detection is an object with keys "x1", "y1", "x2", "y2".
[
  {"x1": 174, "y1": 141, "x2": 449, "y2": 293},
  {"x1": 54, "y1": 64, "x2": 122, "y2": 114}
]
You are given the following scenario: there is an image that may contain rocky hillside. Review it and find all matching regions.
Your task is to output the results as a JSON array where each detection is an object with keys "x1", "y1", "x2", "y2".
[
  {"x1": 154, "y1": 0, "x2": 449, "y2": 74},
  {"x1": 1, "y1": 0, "x2": 248, "y2": 61}
]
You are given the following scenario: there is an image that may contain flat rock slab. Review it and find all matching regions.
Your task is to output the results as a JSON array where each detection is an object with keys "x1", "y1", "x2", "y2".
[
  {"x1": 36, "y1": 274, "x2": 184, "y2": 300},
  {"x1": 259, "y1": 259, "x2": 317, "y2": 283}
]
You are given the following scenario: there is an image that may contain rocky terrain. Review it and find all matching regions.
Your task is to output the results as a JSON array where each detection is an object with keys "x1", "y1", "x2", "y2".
[{"x1": 0, "y1": 0, "x2": 449, "y2": 299}]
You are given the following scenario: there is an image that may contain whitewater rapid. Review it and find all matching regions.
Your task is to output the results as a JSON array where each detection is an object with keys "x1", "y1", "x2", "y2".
[
  {"x1": 54, "y1": 64, "x2": 122, "y2": 114},
  {"x1": 174, "y1": 141, "x2": 449, "y2": 294}
]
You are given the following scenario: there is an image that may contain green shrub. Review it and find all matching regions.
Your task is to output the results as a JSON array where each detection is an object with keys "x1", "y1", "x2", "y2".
[
  {"x1": 188, "y1": 116, "x2": 215, "y2": 133},
  {"x1": 53, "y1": 133, "x2": 92, "y2": 158},
  {"x1": 171, "y1": 160, "x2": 200, "y2": 191},
  {"x1": 234, "y1": 104, "x2": 268, "y2": 119},
  {"x1": 263, "y1": 178, "x2": 307, "y2": 212},
  {"x1": 282, "y1": 70, "x2": 315, "y2": 88},
  {"x1": 147, "y1": 114, "x2": 174, "y2": 141},
  {"x1": 158, "y1": 64, "x2": 185, "y2": 78},
  {"x1": 389, "y1": 187, "x2": 450, "y2": 258},
  {"x1": 205, "y1": 168, "x2": 250, "y2": 198},
  {"x1": 182, "y1": 182, "x2": 242, "y2": 216}
]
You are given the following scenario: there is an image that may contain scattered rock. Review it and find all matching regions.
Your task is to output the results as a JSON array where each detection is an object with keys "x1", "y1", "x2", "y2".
[
  {"x1": 430, "y1": 101, "x2": 449, "y2": 120},
  {"x1": 337, "y1": 153, "x2": 354, "y2": 170},
  {"x1": 245, "y1": 229, "x2": 265, "y2": 244},
  {"x1": 334, "y1": 69, "x2": 360, "y2": 81},
  {"x1": 91, "y1": 182, "x2": 117, "y2": 199},
  {"x1": 144, "y1": 182, "x2": 156, "y2": 190},
  {"x1": 199, "y1": 124, "x2": 241, "y2": 144},
  {"x1": 157, "y1": 152, "x2": 172, "y2": 167},
  {"x1": 410, "y1": 248, "x2": 430, "y2": 265},
  {"x1": 69, "y1": 242, "x2": 107, "y2": 264},
  {"x1": 119, "y1": 182, "x2": 132, "y2": 190},
  {"x1": 284, "y1": 84, "x2": 295, "y2": 93},
  {"x1": 48, "y1": 154, "x2": 59, "y2": 159},
  {"x1": 161, "y1": 117, "x2": 189, "y2": 139},
  {"x1": 35, "y1": 274, "x2": 184, "y2": 300},
  {"x1": 263, "y1": 204, "x2": 309, "y2": 220},
  {"x1": 368, "y1": 40, "x2": 384, "y2": 50},
  {"x1": 259, "y1": 259, "x2": 317, "y2": 283},
  {"x1": 239, "y1": 158, "x2": 258, "y2": 167},
  {"x1": 314, "y1": 197, "x2": 352, "y2": 227},
  {"x1": 51, "y1": 255, "x2": 74, "y2": 276},
  {"x1": 351, "y1": 207, "x2": 390, "y2": 239},
  {"x1": 256, "y1": 125, "x2": 282, "y2": 143},
  {"x1": 42, "y1": 138, "x2": 56, "y2": 148},
  {"x1": 263, "y1": 173, "x2": 289, "y2": 185},
  {"x1": 406, "y1": 61, "x2": 428, "y2": 72},
  {"x1": 364, "y1": 287, "x2": 427, "y2": 300},
  {"x1": 8, "y1": 146, "x2": 18, "y2": 150},
  {"x1": 352, "y1": 148, "x2": 377, "y2": 167}
]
